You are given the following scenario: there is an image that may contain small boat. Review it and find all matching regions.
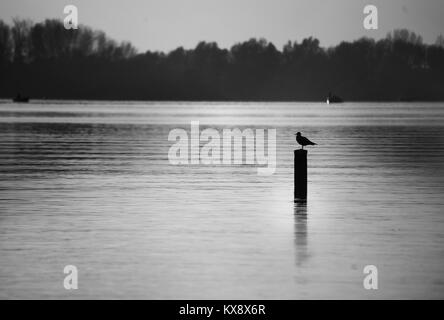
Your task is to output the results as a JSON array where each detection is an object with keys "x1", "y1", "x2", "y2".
[
  {"x1": 326, "y1": 92, "x2": 343, "y2": 104},
  {"x1": 13, "y1": 94, "x2": 30, "y2": 103}
]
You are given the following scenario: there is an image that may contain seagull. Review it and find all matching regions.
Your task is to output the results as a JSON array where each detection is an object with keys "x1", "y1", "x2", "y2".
[{"x1": 295, "y1": 132, "x2": 317, "y2": 150}]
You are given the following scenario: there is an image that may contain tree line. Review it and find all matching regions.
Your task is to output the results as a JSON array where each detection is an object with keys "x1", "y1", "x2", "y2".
[{"x1": 1, "y1": 18, "x2": 444, "y2": 101}]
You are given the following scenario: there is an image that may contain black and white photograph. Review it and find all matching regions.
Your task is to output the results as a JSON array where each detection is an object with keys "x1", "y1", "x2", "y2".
[{"x1": 0, "y1": 0, "x2": 444, "y2": 305}]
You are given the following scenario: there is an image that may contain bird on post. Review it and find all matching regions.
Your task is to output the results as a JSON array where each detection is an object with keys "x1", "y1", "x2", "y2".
[{"x1": 295, "y1": 132, "x2": 317, "y2": 150}]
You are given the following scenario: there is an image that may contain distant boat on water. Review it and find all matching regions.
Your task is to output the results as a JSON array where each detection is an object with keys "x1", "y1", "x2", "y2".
[
  {"x1": 13, "y1": 93, "x2": 30, "y2": 103},
  {"x1": 326, "y1": 92, "x2": 343, "y2": 104}
]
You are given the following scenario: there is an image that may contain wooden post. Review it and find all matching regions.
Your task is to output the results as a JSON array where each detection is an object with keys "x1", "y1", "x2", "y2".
[{"x1": 294, "y1": 149, "x2": 307, "y2": 200}]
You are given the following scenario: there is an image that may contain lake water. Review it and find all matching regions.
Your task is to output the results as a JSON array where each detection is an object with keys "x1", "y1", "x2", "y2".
[{"x1": 0, "y1": 101, "x2": 443, "y2": 299}]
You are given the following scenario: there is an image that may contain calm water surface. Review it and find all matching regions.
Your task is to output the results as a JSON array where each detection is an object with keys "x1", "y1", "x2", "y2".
[{"x1": 0, "y1": 101, "x2": 443, "y2": 299}]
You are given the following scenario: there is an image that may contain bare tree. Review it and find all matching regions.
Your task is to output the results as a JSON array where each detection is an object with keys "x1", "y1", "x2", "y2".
[
  {"x1": 0, "y1": 20, "x2": 12, "y2": 64},
  {"x1": 11, "y1": 18, "x2": 33, "y2": 63}
]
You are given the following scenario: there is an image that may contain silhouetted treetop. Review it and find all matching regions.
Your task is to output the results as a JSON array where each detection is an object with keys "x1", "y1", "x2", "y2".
[{"x1": 0, "y1": 18, "x2": 136, "y2": 63}]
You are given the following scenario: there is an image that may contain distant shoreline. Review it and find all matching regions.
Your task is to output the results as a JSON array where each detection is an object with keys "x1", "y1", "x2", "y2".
[
  {"x1": 2, "y1": 98, "x2": 444, "y2": 104},
  {"x1": 2, "y1": 20, "x2": 444, "y2": 103}
]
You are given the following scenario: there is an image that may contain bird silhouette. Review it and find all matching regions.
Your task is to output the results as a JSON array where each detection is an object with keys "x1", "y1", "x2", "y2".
[{"x1": 295, "y1": 132, "x2": 317, "y2": 150}]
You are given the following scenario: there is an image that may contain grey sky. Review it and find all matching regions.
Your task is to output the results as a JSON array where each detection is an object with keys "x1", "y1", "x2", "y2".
[{"x1": 1, "y1": 0, "x2": 443, "y2": 52}]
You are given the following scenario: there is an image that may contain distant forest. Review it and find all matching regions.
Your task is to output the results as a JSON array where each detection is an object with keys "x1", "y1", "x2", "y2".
[{"x1": 1, "y1": 18, "x2": 444, "y2": 101}]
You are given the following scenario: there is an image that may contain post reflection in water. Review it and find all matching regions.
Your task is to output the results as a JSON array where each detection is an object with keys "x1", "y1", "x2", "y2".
[{"x1": 294, "y1": 199, "x2": 308, "y2": 267}]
